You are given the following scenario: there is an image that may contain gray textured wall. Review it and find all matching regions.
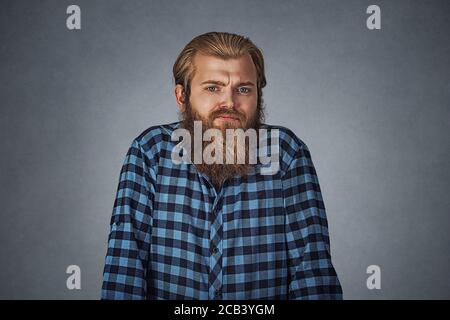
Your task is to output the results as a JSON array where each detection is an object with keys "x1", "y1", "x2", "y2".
[{"x1": 1, "y1": 0, "x2": 449, "y2": 299}]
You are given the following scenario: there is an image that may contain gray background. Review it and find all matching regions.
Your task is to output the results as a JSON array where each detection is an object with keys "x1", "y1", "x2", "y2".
[{"x1": 1, "y1": 0, "x2": 449, "y2": 299}]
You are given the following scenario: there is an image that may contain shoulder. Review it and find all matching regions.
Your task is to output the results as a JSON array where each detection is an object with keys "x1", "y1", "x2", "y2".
[
  {"x1": 260, "y1": 124, "x2": 311, "y2": 175},
  {"x1": 134, "y1": 121, "x2": 180, "y2": 147},
  {"x1": 262, "y1": 124, "x2": 308, "y2": 151},
  {"x1": 130, "y1": 121, "x2": 182, "y2": 166}
]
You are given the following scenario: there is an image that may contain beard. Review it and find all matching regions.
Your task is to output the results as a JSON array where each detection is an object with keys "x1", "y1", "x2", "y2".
[{"x1": 180, "y1": 99, "x2": 264, "y2": 191}]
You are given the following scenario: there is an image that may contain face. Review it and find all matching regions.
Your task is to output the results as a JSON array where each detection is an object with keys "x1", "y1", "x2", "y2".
[
  {"x1": 176, "y1": 52, "x2": 259, "y2": 130},
  {"x1": 175, "y1": 52, "x2": 262, "y2": 190}
]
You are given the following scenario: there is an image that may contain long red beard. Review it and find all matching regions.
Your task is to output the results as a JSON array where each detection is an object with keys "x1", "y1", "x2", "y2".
[{"x1": 180, "y1": 101, "x2": 263, "y2": 191}]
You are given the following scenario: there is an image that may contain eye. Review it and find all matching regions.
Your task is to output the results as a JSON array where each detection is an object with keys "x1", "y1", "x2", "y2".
[
  {"x1": 205, "y1": 86, "x2": 219, "y2": 92},
  {"x1": 238, "y1": 87, "x2": 251, "y2": 94}
]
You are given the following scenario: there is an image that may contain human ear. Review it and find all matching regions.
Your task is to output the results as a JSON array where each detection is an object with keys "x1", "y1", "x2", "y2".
[{"x1": 175, "y1": 84, "x2": 186, "y2": 112}]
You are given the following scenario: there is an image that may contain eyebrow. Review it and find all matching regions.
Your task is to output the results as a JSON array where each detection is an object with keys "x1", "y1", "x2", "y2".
[{"x1": 200, "y1": 80, "x2": 256, "y2": 87}]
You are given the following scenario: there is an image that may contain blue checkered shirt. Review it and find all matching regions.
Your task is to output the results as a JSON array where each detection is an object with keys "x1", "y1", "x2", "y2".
[{"x1": 101, "y1": 121, "x2": 343, "y2": 299}]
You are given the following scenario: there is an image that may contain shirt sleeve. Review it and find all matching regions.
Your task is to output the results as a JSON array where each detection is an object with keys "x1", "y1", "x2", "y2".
[
  {"x1": 101, "y1": 139, "x2": 155, "y2": 299},
  {"x1": 282, "y1": 142, "x2": 343, "y2": 300}
]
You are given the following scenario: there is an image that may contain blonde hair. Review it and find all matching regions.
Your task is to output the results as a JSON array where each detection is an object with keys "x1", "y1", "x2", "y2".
[{"x1": 173, "y1": 32, "x2": 267, "y2": 108}]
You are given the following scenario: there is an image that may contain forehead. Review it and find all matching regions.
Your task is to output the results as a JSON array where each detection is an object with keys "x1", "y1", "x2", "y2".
[{"x1": 191, "y1": 52, "x2": 257, "y2": 83}]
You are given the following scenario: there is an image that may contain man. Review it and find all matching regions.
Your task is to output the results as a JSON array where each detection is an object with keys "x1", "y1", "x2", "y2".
[{"x1": 101, "y1": 32, "x2": 343, "y2": 299}]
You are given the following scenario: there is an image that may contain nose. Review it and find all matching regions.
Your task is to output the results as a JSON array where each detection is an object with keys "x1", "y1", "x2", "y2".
[{"x1": 221, "y1": 87, "x2": 236, "y2": 110}]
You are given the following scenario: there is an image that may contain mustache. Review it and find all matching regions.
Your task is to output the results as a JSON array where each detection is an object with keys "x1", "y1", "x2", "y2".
[{"x1": 210, "y1": 109, "x2": 245, "y2": 121}]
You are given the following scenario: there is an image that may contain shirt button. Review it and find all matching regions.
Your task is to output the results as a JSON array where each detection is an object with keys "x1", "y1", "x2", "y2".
[
  {"x1": 212, "y1": 246, "x2": 219, "y2": 254},
  {"x1": 215, "y1": 289, "x2": 221, "y2": 297}
]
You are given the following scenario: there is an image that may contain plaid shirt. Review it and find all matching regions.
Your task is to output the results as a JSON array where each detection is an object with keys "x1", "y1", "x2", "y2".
[{"x1": 101, "y1": 121, "x2": 342, "y2": 300}]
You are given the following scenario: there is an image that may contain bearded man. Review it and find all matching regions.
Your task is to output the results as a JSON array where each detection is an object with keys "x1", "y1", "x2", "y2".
[{"x1": 101, "y1": 32, "x2": 343, "y2": 300}]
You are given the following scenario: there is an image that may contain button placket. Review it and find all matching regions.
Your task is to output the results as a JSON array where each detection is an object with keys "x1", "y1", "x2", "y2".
[{"x1": 208, "y1": 197, "x2": 223, "y2": 299}]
